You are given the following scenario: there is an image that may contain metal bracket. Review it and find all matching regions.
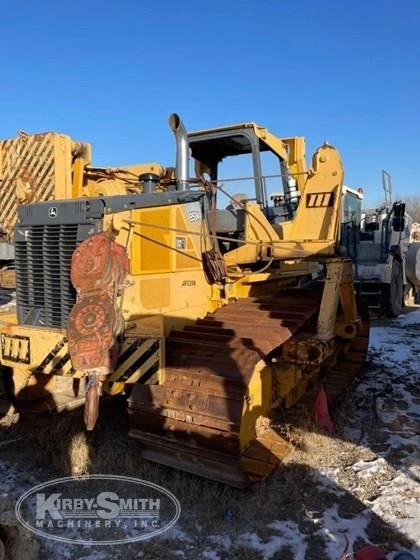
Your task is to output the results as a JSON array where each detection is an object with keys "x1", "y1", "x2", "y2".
[{"x1": 317, "y1": 259, "x2": 357, "y2": 340}]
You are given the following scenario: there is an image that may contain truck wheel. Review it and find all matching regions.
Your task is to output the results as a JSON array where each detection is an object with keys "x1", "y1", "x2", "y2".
[{"x1": 387, "y1": 258, "x2": 404, "y2": 317}]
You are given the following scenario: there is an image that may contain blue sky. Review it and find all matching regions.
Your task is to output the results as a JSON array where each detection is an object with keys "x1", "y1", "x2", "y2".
[{"x1": 1, "y1": 0, "x2": 419, "y2": 206}]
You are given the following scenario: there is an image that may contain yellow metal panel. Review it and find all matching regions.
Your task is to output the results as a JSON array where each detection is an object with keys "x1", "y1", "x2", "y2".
[
  {"x1": 290, "y1": 144, "x2": 343, "y2": 243},
  {"x1": 240, "y1": 361, "x2": 272, "y2": 449},
  {"x1": 175, "y1": 251, "x2": 195, "y2": 269},
  {"x1": 140, "y1": 278, "x2": 171, "y2": 309},
  {"x1": 120, "y1": 315, "x2": 164, "y2": 337},
  {"x1": 0, "y1": 325, "x2": 65, "y2": 370},
  {"x1": 131, "y1": 208, "x2": 172, "y2": 274},
  {"x1": 317, "y1": 260, "x2": 344, "y2": 340},
  {"x1": 0, "y1": 312, "x2": 19, "y2": 326}
]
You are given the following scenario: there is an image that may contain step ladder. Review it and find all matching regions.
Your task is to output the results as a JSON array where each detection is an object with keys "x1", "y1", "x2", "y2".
[{"x1": 357, "y1": 279, "x2": 383, "y2": 310}]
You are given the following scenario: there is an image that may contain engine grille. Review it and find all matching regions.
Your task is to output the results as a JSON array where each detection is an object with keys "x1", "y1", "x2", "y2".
[{"x1": 15, "y1": 224, "x2": 80, "y2": 328}]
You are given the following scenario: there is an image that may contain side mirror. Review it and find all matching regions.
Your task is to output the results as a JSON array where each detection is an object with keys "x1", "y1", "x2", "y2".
[{"x1": 392, "y1": 202, "x2": 406, "y2": 232}]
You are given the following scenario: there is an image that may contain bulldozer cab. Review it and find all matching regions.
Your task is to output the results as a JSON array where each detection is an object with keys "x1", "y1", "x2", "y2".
[
  {"x1": 188, "y1": 124, "x2": 304, "y2": 228},
  {"x1": 187, "y1": 121, "x2": 344, "y2": 262}
]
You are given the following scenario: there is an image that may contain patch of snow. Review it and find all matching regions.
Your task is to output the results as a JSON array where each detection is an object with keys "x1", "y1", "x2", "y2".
[
  {"x1": 369, "y1": 470, "x2": 420, "y2": 540},
  {"x1": 77, "y1": 555, "x2": 110, "y2": 560},
  {"x1": 161, "y1": 526, "x2": 194, "y2": 543},
  {"x1": 201, "y1": 551, "x2": 221, "y2": 560},
  {"x1": 236, "y1": 520, "x2": 308, "y2": 560},
  {"x1": 312, "y1": 468, "x2": 347, "y2": 495},
  {"x1": 333, "y1": 313, "x2": 420, "y2": 557},
  {"x1": 315, "y1": 505, "x2": 371, "y2": 559},
  {"x1": 207, "y1": 534, "x2": 232, "y2": 551},
  {"x1": 396, "y1": 310, "x2": 420, "y2": 326},
  {"x1": 352, "y1": 458, "x2": 386, "y2": 477}
]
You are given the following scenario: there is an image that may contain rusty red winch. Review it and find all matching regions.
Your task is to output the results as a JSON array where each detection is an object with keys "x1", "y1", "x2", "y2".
[{"x1": 67, "y1": 229, "x2": 129, "y2": 430}]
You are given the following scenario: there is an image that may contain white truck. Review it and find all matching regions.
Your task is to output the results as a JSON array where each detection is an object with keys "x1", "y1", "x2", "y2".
[
  {"x1": 405, "y1": 222, "x2": 420, "y2": 305},
  {"x1": 340, "y1": 177, "x2": 413, "y2": 316}
]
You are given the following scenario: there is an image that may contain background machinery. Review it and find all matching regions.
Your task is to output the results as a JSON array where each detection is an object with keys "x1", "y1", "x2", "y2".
[
  {"x1": 0, "y1": 131, "x2": 88, "y2": 286},
  {"x1": 0, "y1": 114, "x2": 369, "y2": 487},
  {"x1": 340, "y1": 171, "x2": 412, "y2": 317},
  {"x1": 405, "y1": 222, "x2": 420, "y2": 305},
  {"x1": 0, "y1": 129, "x2": 175, "y2": 286}
]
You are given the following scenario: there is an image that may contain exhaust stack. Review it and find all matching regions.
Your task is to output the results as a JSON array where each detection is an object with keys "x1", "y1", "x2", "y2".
[{"x1": 169, "y1": 113, "x2": 189, "y2": 191}]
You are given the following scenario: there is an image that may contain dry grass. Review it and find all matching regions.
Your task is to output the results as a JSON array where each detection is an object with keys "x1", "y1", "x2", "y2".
[
  {"x1": 283, "y1": 419, "x2": 364, "y2": 470},
  {"x1": 5, "y1": 381, "x2": 414, "y2": 559}
]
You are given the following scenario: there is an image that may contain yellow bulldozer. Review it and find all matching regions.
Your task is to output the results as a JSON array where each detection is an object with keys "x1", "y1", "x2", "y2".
[{"x1": 0, "y1": 114, "x2": 369, "y2": 487}]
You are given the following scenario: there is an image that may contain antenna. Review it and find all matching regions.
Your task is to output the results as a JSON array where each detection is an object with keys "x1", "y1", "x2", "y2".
[{"x1": 381, "y1": 169, "x2": 392, "y2": 207}]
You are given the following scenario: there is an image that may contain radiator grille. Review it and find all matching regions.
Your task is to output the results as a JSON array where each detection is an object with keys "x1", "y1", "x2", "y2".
[{"x1": 15, "y1": 224, "x2": 79, "y2": 328}]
